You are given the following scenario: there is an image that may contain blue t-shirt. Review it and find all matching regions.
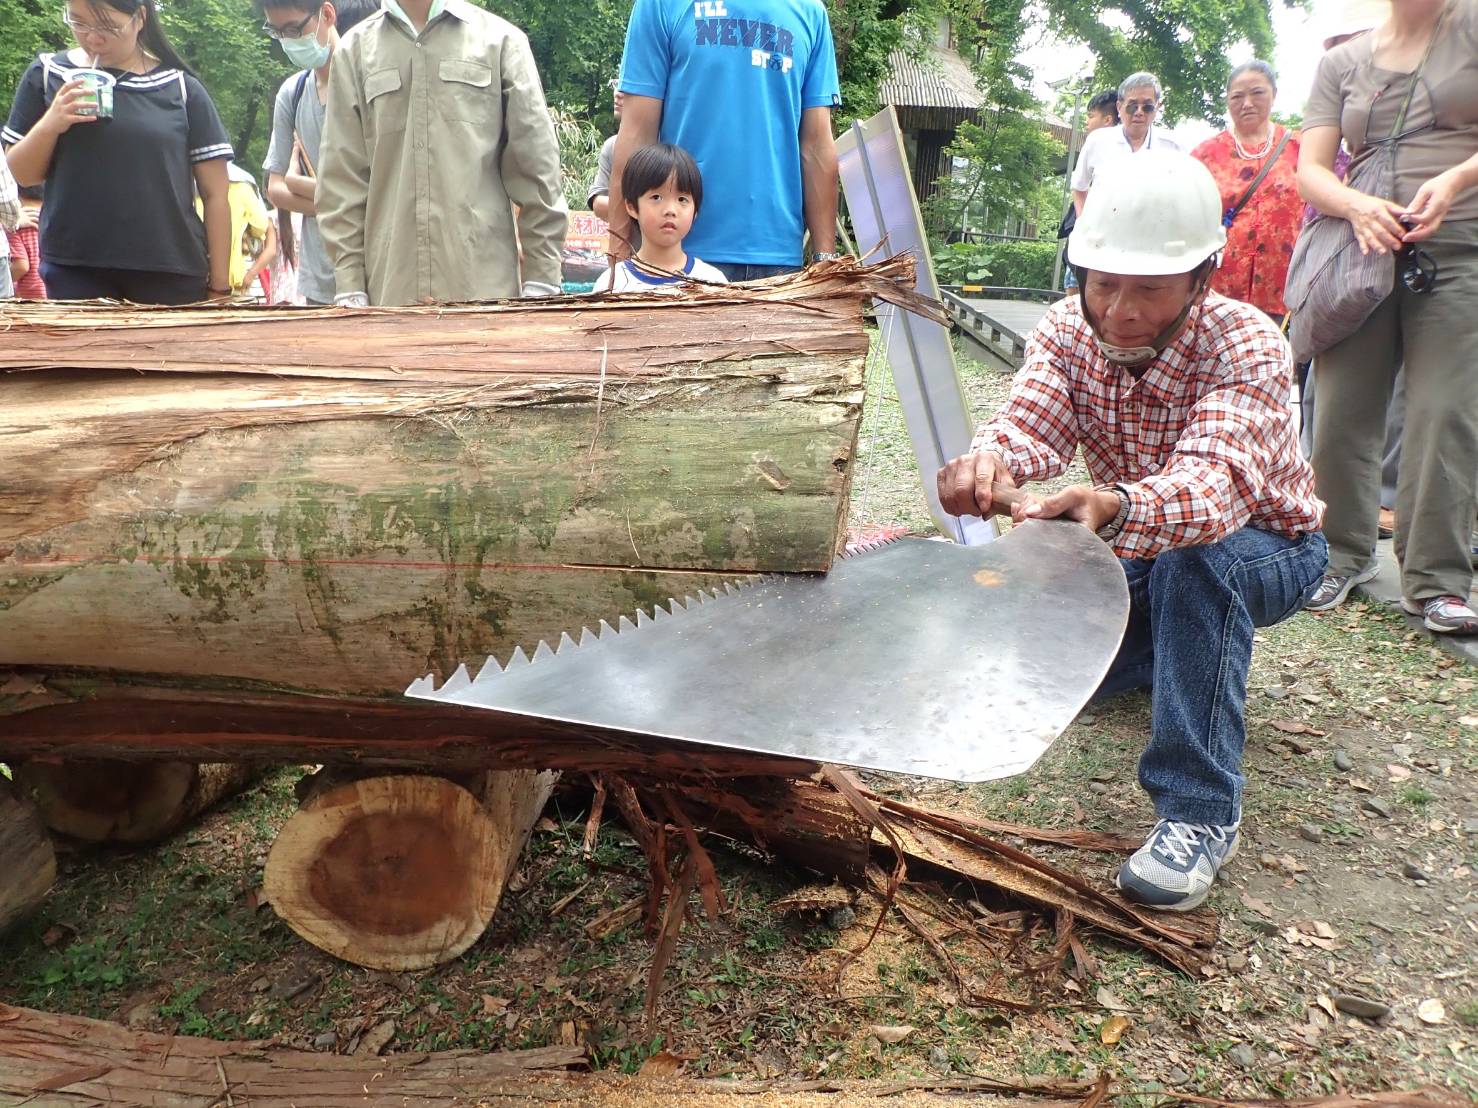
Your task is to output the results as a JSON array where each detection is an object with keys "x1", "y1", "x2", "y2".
[{"x1": 619, "y1": 0, "x2": 840, "y2": 267}]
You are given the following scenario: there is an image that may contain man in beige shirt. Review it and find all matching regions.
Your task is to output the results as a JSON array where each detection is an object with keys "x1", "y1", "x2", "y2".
[{"x1": 317, "y1": 0, "x2": 566, "y2": 306}]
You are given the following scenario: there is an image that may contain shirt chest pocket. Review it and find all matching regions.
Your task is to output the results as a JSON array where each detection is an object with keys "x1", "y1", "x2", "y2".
[
  {"x1": 437, "y1": 58, "x2": 498, "y2": 126},
  {"x1": 364, "y1": 65, "x2": 407, "y2": 134}
]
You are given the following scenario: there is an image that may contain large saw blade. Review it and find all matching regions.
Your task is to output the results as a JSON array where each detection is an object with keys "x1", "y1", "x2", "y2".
[{"x1": 406, "y1": 522, "x2": 1129, "y2": 782}]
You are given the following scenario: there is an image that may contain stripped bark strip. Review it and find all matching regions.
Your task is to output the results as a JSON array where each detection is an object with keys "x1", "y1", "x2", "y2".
[
  {"x1": 644, "y1": 852, "x2": 701, "y2": 1024},
  {"x1": 603, "y1": 777, "x2": 669, "y2": 935},
  {"x1": 659, "y1": 790, "x2": 726, "y2": 921},
  {"x1": 581, "y1": 776, "x2": 607, "y2": 861},
  {"x1": 932, "y1": 810, "x2": 1141, "y2": 854},
  {"x1": 819, "y1": 767, "x2": 908, "y2": 986},
  {"x1": 884, "y1": 884, "x2": 1037, "y2": 1013}
]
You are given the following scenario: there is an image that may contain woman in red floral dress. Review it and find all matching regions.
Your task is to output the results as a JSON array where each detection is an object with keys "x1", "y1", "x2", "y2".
[{"x1": 1192, "y1": 60, "x2": 1302, "y2": 319}]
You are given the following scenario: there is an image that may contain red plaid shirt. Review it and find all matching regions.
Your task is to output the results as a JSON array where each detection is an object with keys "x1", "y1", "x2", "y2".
[{"x1": 971, "y1": 293, "x2": 1324, "y2": 561}]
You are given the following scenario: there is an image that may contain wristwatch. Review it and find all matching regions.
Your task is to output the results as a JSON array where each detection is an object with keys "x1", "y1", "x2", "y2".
[
  {"x1": 813, "y1": 251, "x2": 841, "y2": 262},
  {"x1": 1095, "y1": 484, "x2": 1130, "y2": 541}
]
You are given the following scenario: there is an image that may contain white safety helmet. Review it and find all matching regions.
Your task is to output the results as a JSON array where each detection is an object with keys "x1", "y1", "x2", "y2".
[
  {"x1": 1068, "y1": 150, "x2": 1226, "y2": 276},
  {"x1": 1067, "y1": 151, "x2": 1228, "y2": 365}
]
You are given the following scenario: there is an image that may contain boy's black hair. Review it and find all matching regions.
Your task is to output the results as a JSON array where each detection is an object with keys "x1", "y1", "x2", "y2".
[
  {"x1": 621, "y1": 143, "x2": 703, "y2": 216},
  {"x1": 1087, "y1": 89, "x2": 1119, "y2": 123},
  {"x1": 255, "y1": 0, "x2": 378, "y2": 32}
]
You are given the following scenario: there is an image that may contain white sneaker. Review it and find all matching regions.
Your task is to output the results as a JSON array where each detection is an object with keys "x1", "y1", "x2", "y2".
[{"x1": 1115, "y1": 820, "x2": 1240, "y2": 911}]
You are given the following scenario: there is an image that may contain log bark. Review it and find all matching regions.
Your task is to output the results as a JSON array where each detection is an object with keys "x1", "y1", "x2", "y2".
[
  {"x1": 0, "y1": 777, "x2": 55, "y2": 933},
  {"x1": 11, "y1": 760, "x2": 260, "y2": 844},
  {"x1": 264, "y1": 769, "x2": 556, "y2": 970},
  {"x1": 0, "y1": 264, "x2": 932, "y2": 699},
  {"x1": 0, "y1": 1001, "x2": 585, "y2": 1107},
  {"x1": 0, "y1": 670, "x2": 821, "y2": 778}
]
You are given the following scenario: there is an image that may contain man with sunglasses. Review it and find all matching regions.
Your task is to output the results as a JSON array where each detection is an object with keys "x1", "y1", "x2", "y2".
[
  {"x1": 257, "y1": 0, "x2": 377, "y2": 305},
  {"x1": 938, "y1": 153, "x2": 1327, "y2": 912},
  {"x1": 1071, "y1": 72, "x2": 1180, "y2": 217}
]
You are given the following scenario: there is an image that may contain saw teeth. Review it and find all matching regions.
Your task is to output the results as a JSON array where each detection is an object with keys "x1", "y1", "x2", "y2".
[
  {"x1": 636, "y1": 609, "x2": 652, "y2": 627},
  {"x1": 558, "y1": 631, "x2": 578, "y2": 652},
  {"x1": 505, "y1": 645, "x2": 532, "y2": 668},
  {"x1": 405, "y1": 673, "x2": 437, "y2": 696},
  {"x1": 597, "y1": 619, "x2": 616, "y2": 639},
  {"x1": 579, "y1": 626, "x2": 598, "y2": 646},
  {"x1": 474, "y1": 655, "x2": 501, "y2": 681},
  {"x1": 533, "y1": 640, "x2": 555, "y2": 661},
  {"x1": 441, "y1": 663, "x2": 472, "y2": 694},
  {"x1": 618, "y1": 614, "x2": 636, "y2": 633}
]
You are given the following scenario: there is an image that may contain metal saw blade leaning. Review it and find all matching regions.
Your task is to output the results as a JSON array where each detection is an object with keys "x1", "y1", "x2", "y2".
[{"x1": 405, "y1": 523, "x2": 1129, "y2": 782}]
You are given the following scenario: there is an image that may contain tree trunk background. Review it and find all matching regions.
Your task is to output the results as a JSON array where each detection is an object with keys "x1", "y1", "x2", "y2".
[
  {"x1": 264, "y1": 768, "x2": 557, "y2": 970},
  {"x1": 0, "y1": 777, "x2": 55, "y2": 934},
  {"x1": 11, "y1": 760, "x2": 261, "y2": 844}
]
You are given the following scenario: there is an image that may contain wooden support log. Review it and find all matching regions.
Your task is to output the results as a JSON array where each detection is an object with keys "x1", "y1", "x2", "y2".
[
  {"x1": 11, "y1": 759, "x2": 261, "y2": 844},
  {"x1": 0, "y1": 670, "x2": 821, "y2": 779},
  {"x1": 0, "y1": 777, "x2": 56, "y2": 934},
  {"x1": 264, "y1": 768, "x2": 557, "y2": 970}
]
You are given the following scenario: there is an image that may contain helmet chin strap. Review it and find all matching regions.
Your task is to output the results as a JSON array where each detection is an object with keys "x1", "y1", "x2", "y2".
[{"x1": 1074, "y1": 261, "x2": 1215, "y2": 368}]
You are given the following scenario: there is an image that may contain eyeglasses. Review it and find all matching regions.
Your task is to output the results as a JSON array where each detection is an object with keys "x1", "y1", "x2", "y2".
[
  {"x1": 261, "y1": 11, "x2": 316, "y2": 38},
  {"x1": 1121, "y1": 99, "x2": 1158, "y2": 115},
  {"x1": 1398, "y1": 245, "x2": 1437, "y2": 294},
  {"x1": 60, "y1": 8, "x2": 126, "y2": 36}
]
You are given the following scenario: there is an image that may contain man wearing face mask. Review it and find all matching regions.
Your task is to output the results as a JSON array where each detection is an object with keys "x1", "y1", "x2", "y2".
[
  {"x1": 937, "y1": 152, "x2": 1327, "y2": 913},
  {"x1": 259, "y1": 0, "x2": 378, "y2": 305}
]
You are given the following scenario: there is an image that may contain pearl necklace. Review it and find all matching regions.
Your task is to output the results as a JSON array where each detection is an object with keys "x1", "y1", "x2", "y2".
[{"x1": 1232, "y1": 127, "x2": 1275, "y2": 160}]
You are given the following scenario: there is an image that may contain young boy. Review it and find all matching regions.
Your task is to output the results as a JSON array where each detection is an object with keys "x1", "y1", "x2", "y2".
[
  {"x1": 258, "y1": 0, "x2": 378, "y2": 305},
  {"x1": 8, "y1": 185, "x2": 46, "y2": 298},
  {"x1": 593, "y1": 144, "x2": 725, "y2": 293}
]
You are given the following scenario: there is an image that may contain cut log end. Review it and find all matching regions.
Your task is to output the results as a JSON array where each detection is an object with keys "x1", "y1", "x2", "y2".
[
  {"x1": 264, "y1": 770, "x2": 555, "y2": 971},
  {"x1": 13, "y1": 760, "x2": 259, "y2": 844},
  {"x1": 0, "y1": 777, "x2": 56, "y2": 934}
]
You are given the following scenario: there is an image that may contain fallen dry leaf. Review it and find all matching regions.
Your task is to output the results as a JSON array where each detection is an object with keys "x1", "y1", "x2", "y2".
[
  {"x1": 1457, "y1": 715, "x2": 1478, "y2": 727},
  {"x1": 1386, "y1": 764, "x2": 1413, "y2": 781},
  {"x1": 869, "y1": 1025, "x2": 917, "y2": 1044},
  {"x1": 1316, "y1": 994, "x2": 1338, "y2": 1020},
  {"x1": 1096, "y1": 986, "x2": 1130, "y2": 1013},
  {"x1": 481, "y1": 994, "x2": 510, "y2": 1016},
  {"x1": 638, "y1": 1051, "x2": 687, "y2": 1078},
  {"x1": 1100, "y1": 1014, "x2": 1132, "y2": 1046},
  {"x1": 1239, "y1": 892, "x2": 1275, "y2": 918},
  {"x1": 353, "y1": 1018, "x2": 395, "y2": 1057},
  {"x1": 1417, "y1": 999, "x2": 1446, "y2": 1025},
  {"x1": 1270, "y1": 719, "x2": 1326, "y2": 736}
]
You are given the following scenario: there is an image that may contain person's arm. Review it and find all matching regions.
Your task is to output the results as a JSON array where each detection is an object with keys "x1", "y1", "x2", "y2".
[
  {"x1": 193, "y1": 157, "x2": 231, "y2": 296},
  {"x1": 242, "y1": 218, "x2": 278, "y2": 290},
  {"x1": 1297, "y1": 125, "x2": 1407, "y2": 255},
  {"x1": 498, "y1": 29, "x2": 568, "y2": 293},
  {"x1": 1072, "y1": 189, "x2": 1087, "y2": 215},
  {"x1": 799, "y1": 106, "x2": 837, "y2": 255},
  {"x1": 588, "y1": 136, "x2": 612, "y2": 219},
  {"x1": 268, "y1": 170, "x2": 315, "y2": 215},
  {"x1": 5, "y1": 78, "x2": 97, "y2": 188},
  {"x1": 1401, "y1": 150, "x2": 1478, "y2": 242},
  {"x1": 9, "y1": 247, "x2": 26, "y2": 283},
  {"x1": 316, "y1": 45, "x2": 372, "y2": 302},
  {"x1": 606, "y1": 95, "x2": 661, "y2": 260},
  {"x1": 0, "y1": 159, "x2": 19, "y2": 232}
]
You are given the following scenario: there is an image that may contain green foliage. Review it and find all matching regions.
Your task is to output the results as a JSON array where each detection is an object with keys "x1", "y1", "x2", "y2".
[
  {"x1": 1038, "y1": 0, "x2": 1280, "y2": 125},
  {"x1": 932, "y1": 240, "x2": 993, "y2": 284},
  {"x1": 0, "y1": 0, "x2": 67, "y2": 111},
  {"x1": 551, "y1": 107, "x2": 602, "y2": 211}
]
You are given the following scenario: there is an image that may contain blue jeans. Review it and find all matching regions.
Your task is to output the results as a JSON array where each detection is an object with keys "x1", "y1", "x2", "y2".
[
  {"x1": 1094, "y1": 527, "x2": 1329, "y2": 826},
  {"x1": 711, "y1": 262, "x2": 799, "y2": 282}
]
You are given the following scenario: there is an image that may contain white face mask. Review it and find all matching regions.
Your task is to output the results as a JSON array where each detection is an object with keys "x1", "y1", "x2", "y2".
[
  {"x1": 280, "y1": 28, "x2": 329, "y2": 69},
  {"x1": 1094, "y1": 339, "x2": 1161, "y2": 366}
]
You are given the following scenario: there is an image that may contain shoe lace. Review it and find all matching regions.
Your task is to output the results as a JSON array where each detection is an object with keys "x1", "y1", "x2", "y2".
[{"x1": 1152, "y1": 820, "x2": 1224, "y2": 866}]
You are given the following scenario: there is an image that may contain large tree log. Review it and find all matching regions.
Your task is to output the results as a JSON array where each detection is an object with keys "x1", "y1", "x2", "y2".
[
  {"x1": 11, "y1": 759, "x2": 260, "y2": 844},
  {"x1": 264, "y1": 769, "x2": 557, "y2": 969},
  {"x1": 0, "y1": 777, "x2": 55, "y2": 933},
  {"x1": 0, "y1": 263, "x2": 930, "y2": 699}
]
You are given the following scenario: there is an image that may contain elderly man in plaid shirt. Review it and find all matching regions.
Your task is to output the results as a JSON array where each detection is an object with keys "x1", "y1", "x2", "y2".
[{"x1": 939, "y1": 151, "x2": 1327, "y2": 912}]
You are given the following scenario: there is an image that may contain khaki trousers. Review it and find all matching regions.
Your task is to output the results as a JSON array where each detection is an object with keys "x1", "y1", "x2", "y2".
[{"x1": 1311, "y1": 219, "x2": 1478, "y2": 601}]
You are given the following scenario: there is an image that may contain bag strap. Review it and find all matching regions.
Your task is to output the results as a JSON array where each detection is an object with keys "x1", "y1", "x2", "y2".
[
  {"x1": 1385, "y1": 6, "x2": 1446, "y2": 141},
  {"x1": 1223, "y1": 128, "x2": 1294, "y2": 229}
]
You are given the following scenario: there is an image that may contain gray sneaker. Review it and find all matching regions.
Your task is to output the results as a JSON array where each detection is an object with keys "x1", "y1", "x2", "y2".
[
  {"x1": 1401, "y1": 595, "x2": 1478, "y2": 635},
  {"x1": 1304, "y1": 564, "x2": 1379, "y2": 612},
  {"x1": 1116, "y1": 820, "x2": 1240, "y2": 911}
]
